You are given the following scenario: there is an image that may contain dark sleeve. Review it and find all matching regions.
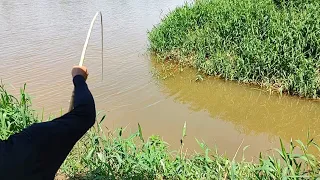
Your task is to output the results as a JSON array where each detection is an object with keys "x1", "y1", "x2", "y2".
[
  {"x1": 0, "y1": 75, "x2": 96, "y2": 179},
  {"x1": 27, "y1": 75, "x2": 96, "y2": 147}
]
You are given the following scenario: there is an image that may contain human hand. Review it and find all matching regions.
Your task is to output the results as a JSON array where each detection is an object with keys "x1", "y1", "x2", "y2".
[{"x1": 72, "y1": 66, "x2": 88, "y2": 80}]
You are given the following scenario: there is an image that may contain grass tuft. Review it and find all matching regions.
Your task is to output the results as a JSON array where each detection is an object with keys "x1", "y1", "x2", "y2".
[{"x1": 0, "y1": 83, "x2": 38, "y2": 140}]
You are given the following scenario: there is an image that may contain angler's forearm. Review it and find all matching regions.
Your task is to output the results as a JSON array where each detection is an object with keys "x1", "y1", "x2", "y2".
[
  {"x1": 0, "y1": 66, "x2": 96, "y2": 179},
  {"x1": 71, "y1": 75, "x2": 96, "y2": 125}
]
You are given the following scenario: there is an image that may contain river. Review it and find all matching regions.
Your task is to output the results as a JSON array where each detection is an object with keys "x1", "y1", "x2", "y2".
[{"x1": 1, "y1": 0, "x2": 319, "y2": 159}]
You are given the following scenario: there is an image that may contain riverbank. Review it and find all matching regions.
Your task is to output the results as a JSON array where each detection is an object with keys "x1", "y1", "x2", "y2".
[
  {"x1": 1, "y1": 85, "x2": 320, "y2": 179},
  {"x1": 148, "y1": 0, "x2": 320, "y2": 98}
]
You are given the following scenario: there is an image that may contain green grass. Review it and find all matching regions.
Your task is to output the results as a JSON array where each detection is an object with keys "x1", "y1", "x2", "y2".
[
  {"x1": 0, "y1": 83, "x2": 38, "y2": 140},
  {"x1": 61, "y1": 120, "x2": 320, "y2": 179},
  {"x1": 2, "y1": 85, "x2": 320, "y2": 179},
  {"x1": 148, "y1": 0, "x2": 320, "y2": 98}
]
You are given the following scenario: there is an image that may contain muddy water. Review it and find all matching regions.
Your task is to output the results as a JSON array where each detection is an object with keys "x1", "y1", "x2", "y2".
[
  {"x1": 153, "y1": 62, "x2": 320, "y2": 157},
  {"x1": 1, "y1": 0, "x2": 320, "y2": 159}
]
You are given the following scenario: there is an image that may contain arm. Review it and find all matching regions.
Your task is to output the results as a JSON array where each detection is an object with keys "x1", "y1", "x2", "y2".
[
  {"x1": 20, "y1": 67, "x2": 95, "y2": 177},
  {"x1": 26, "y1": 68, "x2": 96, "y2": 147},
  {"x1": 60, "y1": 74, "x2": 96, "y2": 134},
  {"x1": 0, "y1": 66, "x2": 96, "y2": 179}
]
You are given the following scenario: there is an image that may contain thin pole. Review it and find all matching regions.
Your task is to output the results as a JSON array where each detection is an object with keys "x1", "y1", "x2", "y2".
[
  {"x1": 100, "y1": 12, "x2": 104, "y2": 80},
  {"x1": 68, "y1": 12, "x2": 104, "y2": 112}
]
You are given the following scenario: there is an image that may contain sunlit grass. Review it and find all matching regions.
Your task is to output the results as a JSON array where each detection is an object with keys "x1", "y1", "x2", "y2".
[
  {"x1": 1, "y1": 84, "x2": 320, "y2": 179},
  {"x1": 148, "y1": 0, "x2": 320, "y2": 98},
  {"x1": 62, "y1": 119, "x2": 320, "y2": 179},
  {"x1": 0, "y1": 83, "x2": 38, "y2": 140}
]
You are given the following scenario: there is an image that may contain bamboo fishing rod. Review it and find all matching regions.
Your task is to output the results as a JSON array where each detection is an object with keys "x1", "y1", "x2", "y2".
[{"x1": 68, "y1": 11, "x2": 104, "y2": 112}]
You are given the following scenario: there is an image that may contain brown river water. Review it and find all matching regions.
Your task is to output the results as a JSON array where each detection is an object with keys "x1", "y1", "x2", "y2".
[{"x1": 1, "y1": 0, "x2": 320, "y2": 159}]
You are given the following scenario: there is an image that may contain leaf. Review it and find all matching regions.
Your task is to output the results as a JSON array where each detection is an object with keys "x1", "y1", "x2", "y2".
[
  {"x1": 230, "y1": 161, "x2": 236, "y2": 180},
  {"x1": 243, "y1": 145, "x2": 250, "y2": 152},
  {"x1": 1, "y1": 112, "x2": 5, "y2": 129},
  {"x1": 288, "y1": 164, "x2": 295, "y2": 178},
  {"x1": 259, "y1": 152, "x2": 263, "y2": 164},
  {"x1": 195, "y1": 138, "x2": 205, "y2": 149},
  {"x1": 298, "y1": 155, "x2": 308, "y2": 162},
  {"x1": 138, "y1": 123, "x2": 144, "y2": 142},
  {"x1": 242, "y1": 145, "x2": 250, "y2": 161},
  {"x1": 274, "y1": 149, "x2": 285, "y2": 161},
  {"x1": 113, "y1": 154, "x2": 123, "y2": 165},
  {"x1": 282, "y1": 167, "x2": 288, "y2": 178},
  {"x1": 97, "y1": 152, "x2": 106, "y2": 163},
  {"x1": 295, "y1": 140, "x2": 306, "y2": 151},
  {"x1": 86, "y1": 147, "x2": 95, "y2": 160},
  {"x1": 279, "y1": 138, "x2": 288, "y2": 162},
  {"x1": 119, "y1": 127, "x2": 123, "y2": 137},
  {"x1": 307, "y1": 138, "x2": 314, "y2": 146},
  {"x1": 182, "y1": 121, "x2": 187, "y2": 138},
  {"x1": 99, "y1": 115, "x2": 106, "y2": 124},
  {"x1": 311, "y1": 142, "x2": 320, "y2": 152},
  {"x1": 160, "y1": 159, "x2": 166, "y2": 173}
]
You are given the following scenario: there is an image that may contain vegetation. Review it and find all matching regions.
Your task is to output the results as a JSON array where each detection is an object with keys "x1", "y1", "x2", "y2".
[
  {"x1": 0, "y1": 84, "x2": 38, "y2": 140},
  {"x1": 3, "y1": 0, "x2": 320, "y2": 178},
  {"x1": 61, "y1": 119, "x2": 320, "y2": 179},
  {"x1": 1, "y1": 87, "x2": 320, "y2": 179},
  {"x1": 148, "y1": 0, "x2": 320, "y2": 98}
]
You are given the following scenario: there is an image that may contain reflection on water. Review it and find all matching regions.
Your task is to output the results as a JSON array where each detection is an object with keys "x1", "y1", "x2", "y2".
[
  {"x1": 154, "y1": 60, "x2": 320, "y2": 156},
  {"x1": 0, "y1": 0, "x2": 319, "y2": 159}
]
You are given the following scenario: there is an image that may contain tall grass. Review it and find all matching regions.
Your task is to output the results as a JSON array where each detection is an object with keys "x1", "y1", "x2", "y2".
[
  {"x1": 148, "y1": 0, "x2": 320, "y2": 98},
  {"x1": 61, "y1": 119, "x2": 320, "y2": 179},
  {"x1": 1, "y1": 84, "x2": 320, "y2": 179},
  {"x1": 0, "y1": 84, "x2": 38, "y2": 140}
]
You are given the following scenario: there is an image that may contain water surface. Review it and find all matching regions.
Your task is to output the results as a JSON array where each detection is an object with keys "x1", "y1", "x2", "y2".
[{"x1": 1, "y1": 0, "x2": 319, "y2": 159}]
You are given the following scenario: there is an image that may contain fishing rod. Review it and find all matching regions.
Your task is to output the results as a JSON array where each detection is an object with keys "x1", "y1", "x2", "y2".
[{"x1": 68, "y1": 11, "x2": 104, "y2": 112}]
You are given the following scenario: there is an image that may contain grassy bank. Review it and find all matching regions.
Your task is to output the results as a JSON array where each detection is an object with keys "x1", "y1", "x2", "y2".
[
  {"x1": 1, "y1": 85, "x2": 320, "y2": 179},
  {"x1": 61, "y1": 123, "x2": 320, "y2": 179},
  {"x1": 148, "y1": 0, "x2": 320, "y2": 98}
]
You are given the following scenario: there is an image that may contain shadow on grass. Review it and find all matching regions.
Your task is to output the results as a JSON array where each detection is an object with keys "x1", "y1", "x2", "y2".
[{"x1": 67, "y1": 168, "x2": 156, "y2": 180}]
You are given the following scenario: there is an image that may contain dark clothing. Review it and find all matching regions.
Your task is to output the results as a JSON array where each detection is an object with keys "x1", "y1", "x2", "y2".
[{"x1": 0, "y1": 75, "x2": 96, "y2": 180}]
